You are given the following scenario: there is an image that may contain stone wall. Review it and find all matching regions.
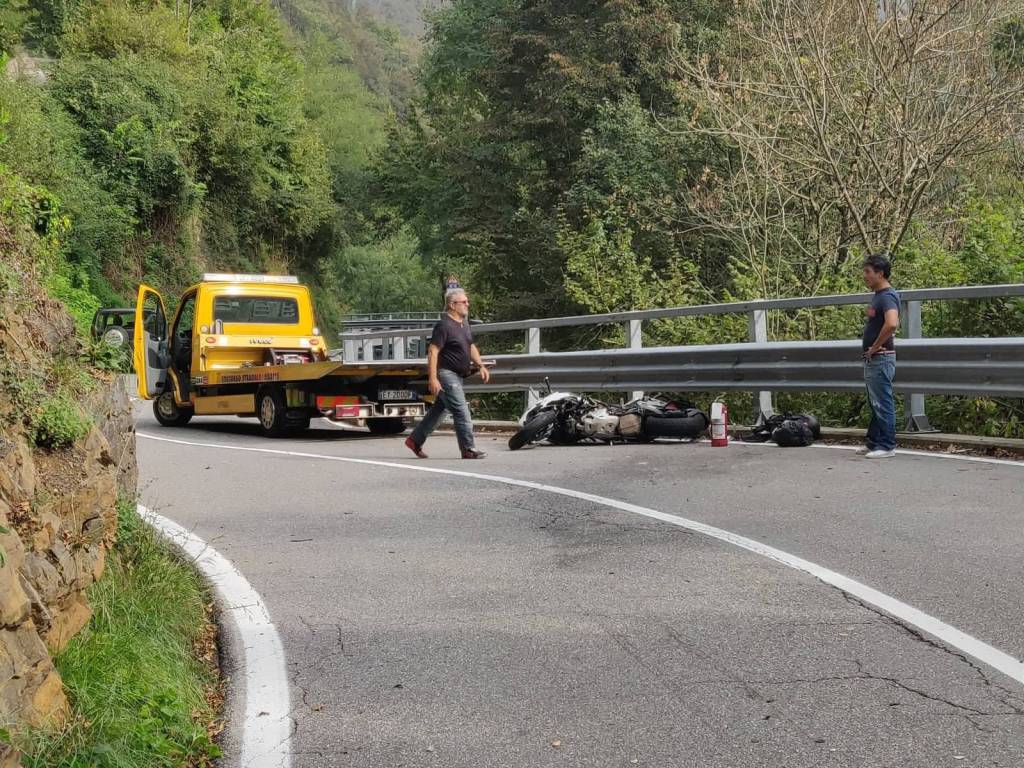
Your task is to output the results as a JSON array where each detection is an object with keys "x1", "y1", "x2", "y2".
[{"x1": 0, "y1": 300, "x2": 136, "y2": 766}]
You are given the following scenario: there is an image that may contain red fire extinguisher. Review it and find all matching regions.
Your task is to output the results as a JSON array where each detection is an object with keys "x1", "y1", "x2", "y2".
[{"x1": 710, "y1": 401, "x2": 729, "y2": 447}]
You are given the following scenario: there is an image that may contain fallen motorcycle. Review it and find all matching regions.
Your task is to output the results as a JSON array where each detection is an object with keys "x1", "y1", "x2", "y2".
[{"x1": 508, "y1": 382, "x2": 709, "y2": 450}]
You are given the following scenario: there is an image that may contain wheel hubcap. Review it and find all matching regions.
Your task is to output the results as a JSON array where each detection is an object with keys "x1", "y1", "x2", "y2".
[{"x1": 260, "y1": 396, "x2": 275, "y2": 428}]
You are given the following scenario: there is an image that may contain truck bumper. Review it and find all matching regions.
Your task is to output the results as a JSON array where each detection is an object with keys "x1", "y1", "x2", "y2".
[{"x1": 316, "y1": 395, "x2": 426, "y2": 421}]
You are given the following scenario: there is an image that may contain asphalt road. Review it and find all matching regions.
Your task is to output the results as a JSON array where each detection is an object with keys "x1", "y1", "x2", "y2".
[{"x1": 136, "y1": 412, "x2": 1024, "y2": 768}]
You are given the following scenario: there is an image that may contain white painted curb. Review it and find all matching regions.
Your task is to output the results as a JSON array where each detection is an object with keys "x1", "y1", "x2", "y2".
[{"x1": 139, "y1": 505, "x2": 291, "y2": 768}]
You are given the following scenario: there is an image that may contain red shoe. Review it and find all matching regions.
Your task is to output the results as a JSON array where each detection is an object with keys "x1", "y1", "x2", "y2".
[{"x1": 404, "y1": 436, "x2": 427, "y2": 459}]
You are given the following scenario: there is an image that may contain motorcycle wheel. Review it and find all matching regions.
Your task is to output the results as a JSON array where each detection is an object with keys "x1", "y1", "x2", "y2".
[
  {"x1": 642, "y1": 411, "x2": 709, "y2": 441},
  {"x1": 508, "y1": 411, "x2": 558, "y2": 451}
]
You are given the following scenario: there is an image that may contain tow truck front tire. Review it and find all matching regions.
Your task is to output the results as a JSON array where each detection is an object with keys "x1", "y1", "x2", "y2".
[
  {"x1": 367, "y1": 417, "x2": 407, "y2": 436},
  {"x1": 153, "y1": 392, "x2": 193, "y2": 427}
]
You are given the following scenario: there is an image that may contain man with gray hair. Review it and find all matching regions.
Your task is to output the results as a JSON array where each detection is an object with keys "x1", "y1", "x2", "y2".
[{"x1": 405, "y1": 288, "x2": 490, "y2": 459}]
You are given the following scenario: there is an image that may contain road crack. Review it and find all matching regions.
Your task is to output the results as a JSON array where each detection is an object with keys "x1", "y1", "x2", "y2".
[{"x1": 839, "y1": 591, "x2": 1024, "y2": 713}]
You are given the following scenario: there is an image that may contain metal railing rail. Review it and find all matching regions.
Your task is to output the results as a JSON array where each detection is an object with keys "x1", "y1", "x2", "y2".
[
  {"x1": 464, "y1": 338, "x2": 1024, "y2": 400},
  {"x1": 342, "y1": 311, "x2": 443, "y2": 322},
  {"x1": 340, "y1": 284, "x2": 1024, "y2": 341},
  {"x1": 337, "y1": 283, "x2": 1024, "y2": 430}
]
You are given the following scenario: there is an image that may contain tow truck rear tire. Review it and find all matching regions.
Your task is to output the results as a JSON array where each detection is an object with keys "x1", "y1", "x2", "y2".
[
  {"x1": 367, "y1": 417, "x2": 407, "y2": 436},
  {"x1": 257, "y1": 387, "x2": 288, "y2": 437},
  {"x1": 153, "y1": 392, "x2": 193, "y2": 427}
]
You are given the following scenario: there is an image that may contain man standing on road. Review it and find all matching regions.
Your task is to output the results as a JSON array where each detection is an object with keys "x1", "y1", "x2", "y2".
[
  {"x1": 860, "y1": 254, "x2": 901, "y2": 459},
  {"x1": 405, "y1": 288, "x2": 490, "y2": 459}
]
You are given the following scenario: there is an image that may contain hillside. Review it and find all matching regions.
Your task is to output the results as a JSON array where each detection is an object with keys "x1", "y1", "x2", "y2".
[
  {"x1": 0, "y1": 0, "x2": 435, "y2": 333},
  {"x1": 352, "y1": 0, "x2": 443, "y2": 36}
]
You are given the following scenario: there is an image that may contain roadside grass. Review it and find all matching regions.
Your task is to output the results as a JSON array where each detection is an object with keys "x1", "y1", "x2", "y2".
[{"x1": 19, "y1": 499, "x2": 223, "y2": 768}]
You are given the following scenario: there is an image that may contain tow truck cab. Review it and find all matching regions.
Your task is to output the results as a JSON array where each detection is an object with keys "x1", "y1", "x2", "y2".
[{"x1": 133, "y1": 274, "x2": 429, "y2": 436}]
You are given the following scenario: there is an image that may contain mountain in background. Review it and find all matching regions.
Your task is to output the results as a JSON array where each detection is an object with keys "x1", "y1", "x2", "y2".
[{"x1": 351, "y1": 0, "x2": 443, "y2": 36}]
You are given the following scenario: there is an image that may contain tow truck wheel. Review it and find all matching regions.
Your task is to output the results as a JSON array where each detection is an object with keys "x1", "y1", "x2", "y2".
[
  {"x1": 153, "y1": 392, "x2": 193, "y2": 427},
  {"x1": 367, "y1": 417, "x2": 407, "y2": 436},
  {"x1": 257, "y1": 387, "x2": 288, "y2": 437}
]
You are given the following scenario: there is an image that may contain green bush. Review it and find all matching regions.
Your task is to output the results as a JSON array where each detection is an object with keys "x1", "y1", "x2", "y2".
[
  {"x1": 31, "y1": 393, "x2": 92, "y2": 449},
  {"x1": 19, "y1": 498, "x2": 222, "y2": 767},
  {"x1": 84, "y1": 338, "x2": 131, "y2": 373}
]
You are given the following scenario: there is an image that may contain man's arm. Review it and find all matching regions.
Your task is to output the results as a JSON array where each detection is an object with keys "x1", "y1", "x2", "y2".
[
  {"x1": 470, "y1": 343, "x2": 490, "y2": 383},
  {"x1": 427, "y1": 344, "x2": 442, "y2": 395},
  {"x1": 865, "y1": 308, "x2": 900, "y2": 358}
]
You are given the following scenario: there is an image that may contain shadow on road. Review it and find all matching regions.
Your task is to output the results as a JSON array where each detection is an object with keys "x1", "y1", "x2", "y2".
[{"x1": 162, "y1": 420, "x2": 397, "y2": 442}]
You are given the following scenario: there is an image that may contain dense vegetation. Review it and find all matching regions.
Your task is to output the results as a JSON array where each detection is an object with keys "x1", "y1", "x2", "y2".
[
  {"x1": 375, "y1": 0, "x2": 1024, "y2": 434},
  {"x1": 3, "y1": 0, "x2": 1024, "y2": 435},
  {"x1": 0, "y1": 0, "x2": 435, "y2": 334}
]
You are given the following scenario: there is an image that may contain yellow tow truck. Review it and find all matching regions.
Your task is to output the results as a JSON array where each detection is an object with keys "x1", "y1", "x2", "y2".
[{"x1": 132, "y1": 274, "x2": 429, "y2": 436}]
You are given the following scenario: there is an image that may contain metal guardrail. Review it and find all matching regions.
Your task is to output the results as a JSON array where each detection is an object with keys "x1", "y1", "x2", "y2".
[
  {"x1": 338, "y1": 283, "x2": 1024, "y2": 430},
  {"x1": 340, "y1": 284, "x2": 1024, "y2": 341},
  {"x1": 342, "y1": 311, "x2": 442, "y2": 322},
  {"x1": 464, "y1": 338, "x2": 1024, "y2": 399}
]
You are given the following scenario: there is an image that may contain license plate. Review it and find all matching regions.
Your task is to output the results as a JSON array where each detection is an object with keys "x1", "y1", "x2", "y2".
[{"x1": 379, "y1": 389, "x2": 415, "y2": 401}]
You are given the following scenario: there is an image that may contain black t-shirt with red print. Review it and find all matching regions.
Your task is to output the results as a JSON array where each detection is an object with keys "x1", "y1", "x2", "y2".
[{"x1": 862, "y1": 288, "x2": 900, "y2": 351}]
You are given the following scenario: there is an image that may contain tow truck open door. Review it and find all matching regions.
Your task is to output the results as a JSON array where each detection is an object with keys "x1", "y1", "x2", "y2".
[{"x1": 133, "y1": 284, "x2": 170, "y2": 399}]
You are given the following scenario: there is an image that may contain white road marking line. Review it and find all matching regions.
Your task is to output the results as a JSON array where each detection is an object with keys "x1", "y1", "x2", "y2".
[
  {"x1": 139, "y1": 505, "x2": 291, "y2": 768},
  {"x1": 460, "y1": 429, "x2": 1024, "y2": 468},
  {"x1": 138, "y1": 431, "x2": 1024, "y2": 688},
  {"x1": 738, "y1": 439, "x2": 1024, "y2": 468}
]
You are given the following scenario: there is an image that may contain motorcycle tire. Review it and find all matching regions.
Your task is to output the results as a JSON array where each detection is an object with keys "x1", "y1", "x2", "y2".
[
  {"x1": 642, "y1": 410, "x2": 709, "y2": 441},
  {"x1": 508, "y1": 411, "x2": 558, "y2": 451}
]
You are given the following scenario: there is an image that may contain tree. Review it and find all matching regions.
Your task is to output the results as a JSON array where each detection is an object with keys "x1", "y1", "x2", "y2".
[
  {"x1": 379, "y1": 0, "x2": 730, "y2": 320},
  {"x1": 680, "y1": 0, "x2": 1024, "y2": 297}
]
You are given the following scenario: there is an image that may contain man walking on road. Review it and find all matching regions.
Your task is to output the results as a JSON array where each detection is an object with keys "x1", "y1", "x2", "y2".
[
  {"x1": 405, "y1": 288, "x2": 490, "y2": 459},
  {"x1": 860, "y1": 254, "x2": 901, "y2": 459}
]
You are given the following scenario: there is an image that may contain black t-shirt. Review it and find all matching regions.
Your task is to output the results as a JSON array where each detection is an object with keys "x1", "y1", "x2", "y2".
[
  {"x1": 430, "y1": 315, "x2": 474, "y2": 377},
  {"x1": 862, "y1": 287, "x2": 900, "y2": 351}
]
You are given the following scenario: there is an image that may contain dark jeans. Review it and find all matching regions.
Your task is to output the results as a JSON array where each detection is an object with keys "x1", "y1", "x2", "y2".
[
  {"x1": 864, "y1": 354, "x2": 896, "y2": 451},
  {"x1": 411, "y1": 369, "x2": 475, "y2": 452}
]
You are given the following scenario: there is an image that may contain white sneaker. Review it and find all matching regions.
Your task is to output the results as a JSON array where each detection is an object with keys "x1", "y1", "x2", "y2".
[
  {"x1": 865, "y1": 449, "x2": 896, "y2": 459},
  {"x1": 855, "y1": 446, "x2": 872, "y2": 455}
]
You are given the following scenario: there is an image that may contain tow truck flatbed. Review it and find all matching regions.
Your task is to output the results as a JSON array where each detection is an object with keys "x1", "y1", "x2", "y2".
[{"x1": 191, "y1": 360, "x2": 429, "y2": 387}]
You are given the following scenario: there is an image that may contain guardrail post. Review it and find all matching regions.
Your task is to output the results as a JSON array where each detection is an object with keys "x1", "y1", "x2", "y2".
[
  {"x1": 747, "y1": 309, "x2": 774, "y2": 423},
  {"x1": 627, "y1": 319, "x2": 643, "y2": 401},
  {"x1": 901, "y1": 300, "x2": 935, "y2": 432},
  {"x1": 526, "y1": 326, "x2": 541, "y2": 409}
]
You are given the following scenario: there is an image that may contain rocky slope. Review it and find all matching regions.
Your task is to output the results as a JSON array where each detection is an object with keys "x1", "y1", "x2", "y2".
[{"x1": 0, "y1": 286, "x2": 136, "y2": 766}]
